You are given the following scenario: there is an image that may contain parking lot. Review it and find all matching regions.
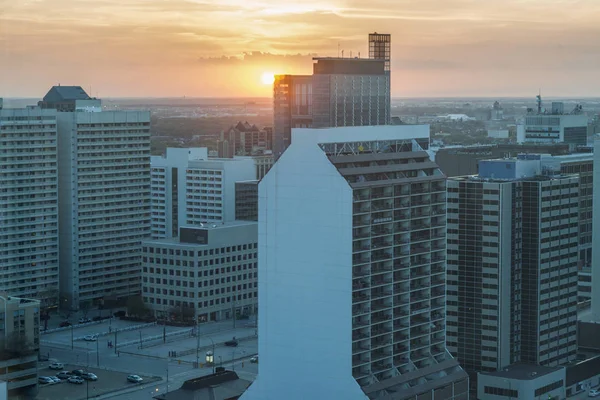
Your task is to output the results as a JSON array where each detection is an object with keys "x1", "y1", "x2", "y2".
[
  {"x1": 42, "y1": 319, "x2": 188, "y2": 348},
  {"x1": 37, "y1": 365, "x2": 160, "y2": 400}
]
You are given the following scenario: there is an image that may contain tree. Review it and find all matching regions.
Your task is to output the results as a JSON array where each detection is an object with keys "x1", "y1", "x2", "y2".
[
  {"x1": 37, "y1": 289, "x2": 58, "y2": 331},
  {"x1": 127, "y1": 296, "x2": 148, "y2": 317},
  {"x1": 79, "y1": 300, "x2": 92, "y2": 318},
  {"x1": 0, "y1": 332, "x2": 34, "y2": 361}
]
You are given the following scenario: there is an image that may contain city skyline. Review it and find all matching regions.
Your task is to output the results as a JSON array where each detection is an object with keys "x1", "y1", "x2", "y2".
[{"x1": 2, "y1": 0, "x2": 600, "y2": 98}]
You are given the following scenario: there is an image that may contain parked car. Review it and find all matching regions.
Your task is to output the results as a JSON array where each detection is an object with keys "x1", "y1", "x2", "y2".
[
  {"x1": 68, "y1": 376, "x2": 85, "y2": 384},
  {"x1": 59, "y1": 321, "x2": 71, "y2": 327},
  {"x1": 49, "y1": 362, "x2": 64, "y2": 370},
  {"x1": 38, "y1": 353, "x2": 49, "y2": 362},
  {"x1": 590, "y1": 389, "x2": 600, "y2": 398},
  {"x1": 49, "y1": 376, "x2": 61, "y2": 384},
  {"x1": 224, "y1": 339, "x2": 239, "y2": 347},
  {"x1": 56, "y1": 371, "x2": 71, "y2": 379},
  {"x1": 84, "y1": 334, "x2": 98, "y2": 341},
  {"x1": 83, "y1": 372, "x2": 98, "y2": 381},
  {"x1": 250, "y1": 355, "x2": 258, "y2": 364},
  {"x1": 127, "y1": 375, "x2": 143, "y2": 383},
  {"x1": 38, "y1": 376, "x2": 54, "y2": 385},
  {"x1": 78, "y1": 317, "x2": 91, "y2": 324},
  {"x1": 71, "y1": 369, "x2": 85, "y2": 376}
]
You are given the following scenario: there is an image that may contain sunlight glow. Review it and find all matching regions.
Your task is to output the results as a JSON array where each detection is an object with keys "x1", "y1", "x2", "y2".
[{"x1": 261, "y1": 72, "x2": 275, "y2": 85}]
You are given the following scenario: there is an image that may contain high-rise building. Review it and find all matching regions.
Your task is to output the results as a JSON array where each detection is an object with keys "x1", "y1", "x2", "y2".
[
  {"x1": 150, "y1": 149, "x2": 255, "y2": 239},
  {"x1": 436, "y1": 144, "x2": 594, "y2": 302},
  {"x1": 273, "y1": 33, "x2": 392, "y2": 158},
  {"x1": 446, "y1": 156, "x2": 579, "y2": 390},
  {"x1": 0, "y1": 294, "x2": 41, "y2": 399},
  {"x1": 241, "y1": 126, "x2": 468, "y2": 400},
  {"x1": 0, "y1": 108, "x2": 59, "y2": 306},
  {"x1": 151, "y1": 148, "x2": 208, "y2": 239},
  {"x1": 235, "y1": 180, "x2": 258, "y2": 222},
  {"x1": 47, "y1": 86, "x2": 151, "y2": 309},
  {"x1": 273, "y1": 74, "x2": 313, "y2": 156},
  {"x1": 141, "y1": 223, "x2": 258, "y2": 321}
]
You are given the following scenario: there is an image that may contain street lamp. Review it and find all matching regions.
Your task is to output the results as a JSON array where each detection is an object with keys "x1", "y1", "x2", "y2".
[
  {"x1": 206, "y1": 350, "x2": 214, "y2": 371},
  {"x1": 207, "y1": 337, "x2": 215, "y2": 373}
]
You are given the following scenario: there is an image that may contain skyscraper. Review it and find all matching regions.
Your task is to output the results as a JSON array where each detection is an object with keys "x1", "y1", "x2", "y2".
[
  {"x1": 0, "y1": 107, "x2": 59, "y2": 305},
  {"x1": 45, "y1": 86, "x2": 152, "y2": 309},
  {"x1": 446, "y1": 156, "x2": 579, "y2": 390},
  {"x1": 273, "y1": 33, "x2": 392, "y2": 158},
  {"x1": 241, "y1": 125, "x2": 468, "y2": 400}
]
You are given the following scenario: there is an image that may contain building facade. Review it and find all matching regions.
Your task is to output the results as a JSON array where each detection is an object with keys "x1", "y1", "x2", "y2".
[
  {"x1": 217, "y1": 121, "x2": 272, "y2": 158},
  {"x1": 151, "y1": 148, "x2": 208, "y2": 239},
  {"x1": 235, "y1": 181, "x2": 258, "y2": 222},
  {"x1": 56, "y1": 100, "x2": 151, "y2": 309},
  {"x1": 141, "y1": 223, "x2": 258, "y2": 322},
  {"x1": 0, "y1": 108, "x2": 60, "y2": 305},
  {"x1": 477, "y1": 364, "x2": 565, "y2": 400},
  {"x1": 184, "y1": 158, "x2": 255, "y2": 226},
  {"x1": 447, "y1": 156, "x2": 579, "y2": 391},
  {"x1": 242, "y1": 126, "x2": 468, "y2": 400},
  {"x1": 0, "y1": 295, "x2": 41, "y2": 400},
  {"x1": 311, "y1": 57, "x2": 391, "y2": 129}
]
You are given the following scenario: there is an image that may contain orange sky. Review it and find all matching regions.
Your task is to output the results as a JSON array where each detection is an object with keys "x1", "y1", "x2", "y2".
[{"x1": 1, "y1": 0, "x2": 599, "y2": 98}]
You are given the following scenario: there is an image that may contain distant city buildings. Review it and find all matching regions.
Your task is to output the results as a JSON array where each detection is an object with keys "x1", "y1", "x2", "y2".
[
  {"x1": 241, "y1": 125, "x2": 468, "y2": 400},
  {"x1": 447, "y1": 156, "x2": 579, "y2": 391},
  {"x1": 517, "y1": 97, "x2": 589, "y2": 148},
  {"x1": 141, "y1": 223, "x2": 258, "y2": 322},
  {"x1": 0, "y1": 294, "x2": 41, "y2": 399},
  {"x1": 0, "y1": 108, "x2": 60, "y2": 305},
  {"x1": 217, "y1": 121, "x2": 272, "y2": 158},
  {"x1": 273, "y1": 33, "x2": 392, "y2": 158}
]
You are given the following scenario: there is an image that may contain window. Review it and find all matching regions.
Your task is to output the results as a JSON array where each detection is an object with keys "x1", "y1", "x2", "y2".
[{"x1": 484, "y1": 386, "x2": 518, "y2": 398}]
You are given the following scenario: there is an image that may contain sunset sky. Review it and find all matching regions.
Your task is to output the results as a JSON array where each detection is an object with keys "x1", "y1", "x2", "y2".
[{"x1": 1, "y1": 0, "x2": 599, "y2": 98}]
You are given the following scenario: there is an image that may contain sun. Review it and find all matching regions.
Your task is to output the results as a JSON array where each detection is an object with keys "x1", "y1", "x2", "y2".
[{"x1": 261, "y1": 72, "x2": 275, "y2": 85}]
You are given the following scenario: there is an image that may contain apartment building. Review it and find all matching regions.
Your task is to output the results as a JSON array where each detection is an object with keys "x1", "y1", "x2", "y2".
[
  {"x1": 447, "y1": 156, "x2": 579, "y2": 391},
  {"x1": 49, "y1": 86, "x2": 151, "y2": 309},
  {"x1": 217, "y1": 121, "x2": 272, "y2": 157},
  {"x1": 241, "y1": 126, "x2": 468, "y2": 400},
  {"x1": 0, "y1": 294, "x2": 41, "y2": 400},
  {"x1": 0, "y1": 108, "x2": 59, "y2": 305},
  {"x1": 151, "y1": 148, "x2": 208, "y2": 239},
  {"x1": 141, "y1": 223, "x2": 258, "y2": 322},
  {"x1": 184, "y1": 158, "x2": 255, "y2": 226}
]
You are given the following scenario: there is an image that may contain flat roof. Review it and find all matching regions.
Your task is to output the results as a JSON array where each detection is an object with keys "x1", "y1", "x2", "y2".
[{"x1": 480, "y1": 363, "x2": 563, "y2": 381}]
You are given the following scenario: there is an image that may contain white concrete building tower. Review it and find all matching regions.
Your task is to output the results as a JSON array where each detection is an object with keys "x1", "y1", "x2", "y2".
[
  {"x1": 0, "y1": 108, "x2": 60, "y2": 304},
  {"x1": 241, "y1": 126, "x2": 468, "y2": 400},
  {"x1": 51, "y1": 86, "x2": 151, "y2": 309},
  {"x1": 151, "y1": 148, "x2": 208, "y2": 239},
  {"x1": 592, "y1": 139, "x2": 600, "y2": 318},
  {"x1": 184, "y1": 157, "x2": 255, "y2": 225}
]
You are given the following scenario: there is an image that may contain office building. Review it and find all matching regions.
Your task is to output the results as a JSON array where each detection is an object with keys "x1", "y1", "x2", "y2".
[
  {"x1": 517, "y1": 97, "x2": 589, "y2": 148},
  {"x1": 311, "y1": 57, "x2": 390, "y2": 129},
  {"x1": 0, "y1": 108, "x2": 59, "y2": 305},
  {"x1": 273, "y1": 74, "x2": 313, "y2": 156},
  {"x1": 592, "y1": 139, "x2": 600, "y2": 319},
  {"x1": 242, "y1": 126, "x2": 468, "y2": 400},
  {"x1": 273, "y1": 33, "x2": 391, "y2": 158},
  {"x1": 48, "y1": 86, "x2": 151, "y2": 309},
  {"x1": 437, "y1": 145, "x2": 594, "y2": 301},
  {"x1": 0, "y1": 294, "x2": 41, "y2": 400},
  {"x1": 447, "y1": 156, "x2": 579, "y2": 390},
  {"x1": 151, "y1": 148, "x2": 208, "y2": 239},
  {"x1": 235, "y1": 181, "x2": 258, "y2": 222},
  {"x1": 236, "y1": 154, "x2": 274, "y2": 180},
  {"x1": 217, "y1": 121, "x2": 272, "y2": 158},
  {"x1": 141, "y1": 223, "x2": 258, "y2": 322},
  {"x1": 477, "y1": 364, "x2": 565, "y2": 400}
]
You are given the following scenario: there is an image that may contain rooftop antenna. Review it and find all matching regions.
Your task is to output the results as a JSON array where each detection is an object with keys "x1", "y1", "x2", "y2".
[
  {"x1": 341, "y1": 50, "x2": 344, "y2": 58},
  {"x1": 337, "y1": 42, "x2": 340, "y2": 57},
  {"x1": 358, "y1": 52, "x2": 360, "y2": 58},
  {"x1": 536, "y1": 90, "x2": 542, "y2": 114}
]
